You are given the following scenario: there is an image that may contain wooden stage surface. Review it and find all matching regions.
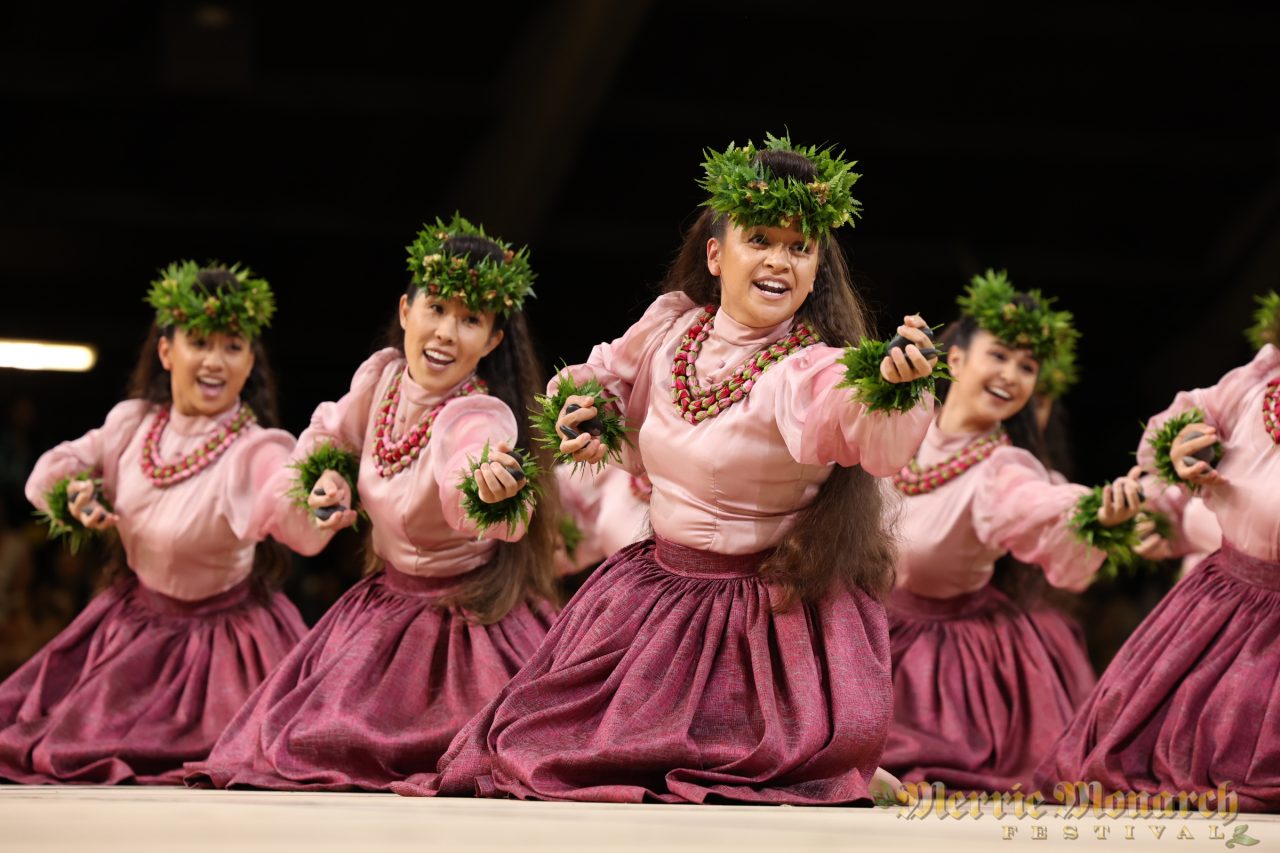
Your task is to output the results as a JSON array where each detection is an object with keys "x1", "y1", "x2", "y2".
[{"x1": 3, "y1": 787, "x2": 1278, "y2": 851}]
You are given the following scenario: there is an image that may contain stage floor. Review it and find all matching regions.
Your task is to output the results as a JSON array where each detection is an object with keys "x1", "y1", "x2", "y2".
[{"x1": 2, "y1": 786, "x2": 1276, "y2": 851}]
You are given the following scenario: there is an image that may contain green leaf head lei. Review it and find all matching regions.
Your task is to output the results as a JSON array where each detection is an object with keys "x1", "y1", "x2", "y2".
[
  {"x1": 146, "y1": 261, "x2": 276, "y2": 340},
  {"x1": 1245, "y1": 289, "x2": 1280, "y2": 352},
  {"x1": 698, "y1": 132, "x2": 863, "y2": 241},
  {"x1": 956, "y1": 269, "x2": 1080, "y2": 374},
  {"x1": 1035, "y1": 347, "x2": 1080, "y2": 399},
  {"x1": 405, "y1": 213, "x2": 535, "y2": 317}
]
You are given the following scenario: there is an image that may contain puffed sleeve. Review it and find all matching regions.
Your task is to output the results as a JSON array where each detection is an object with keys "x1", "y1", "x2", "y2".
[
  {"x1": 295, "y1": 348, "x2": 403, "y2": 458},
  {"x1": 1137, "y1": 344, "x2": 1280, "y2": 474},
  {"x1": 25, "y1": 399, "x2": 150, "y2": 512},
  {"x1": 551, "y1": 291, "x2": 696, "y2": 419},
  {"x1": 773, "y1": 344, "x2": 934, "y2": 476},
  {"x1": 555, "y1": 464, "x2": 609, "y2": 569},
  {"x1": 222, "y1": 428, "x2": 334, "y2": 556},
  {"x1": 432, "y1": 395, "x2": 528, "y2": 542},
  {"x1": 972, "y1": 446, "x2": 1104, "y2": 592},
  {"x1": 1141, "y1": 479, "x2": 1223, "y2": 559}
]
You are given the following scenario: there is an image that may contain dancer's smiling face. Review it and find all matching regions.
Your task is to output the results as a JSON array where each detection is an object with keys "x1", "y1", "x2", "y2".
[
  {"x1": 158, "y1": 328, "x2": 255, "y2": 417},
  {"x1": 399, "y1": 292, "x2": 503, "y2": 394},
  {"x1": 946, "y1": 330, "x2": 1039, "y2": 428},
  {"x1": 706, "y1": 220, "x2": 819, "y2": 329}
]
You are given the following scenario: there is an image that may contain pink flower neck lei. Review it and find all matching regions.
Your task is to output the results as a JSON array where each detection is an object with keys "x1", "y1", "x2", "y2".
[
  {"x1": 371, "y1": 371, "x2": 487, "y2": 478},
  {"x1": 141, "y1": 404, "x2": 256, "y2": 488},
  {"x1": 892, "y1": 429, "x2": 1011, "y2": 496},
  {"x1": 670, "y1": 305, "x2": 818, "y2": 425},
  {"x1": 1262, "y1": 377, "x2": 1280, "y2": 445}
]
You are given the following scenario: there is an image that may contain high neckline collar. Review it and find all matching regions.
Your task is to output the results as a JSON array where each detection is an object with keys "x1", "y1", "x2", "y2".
[
  {"x1": 711, "y1": 306, "x2": 795, "y2": 347},
  {"x1": 399, "y1": 364, "x2": 478, "y2": 410},
  {"x1": 167, "y1": 402, "x2": 241, "y2": 436},
  {"x1": 928, "y1": 415, "x2": 998, "y2": 451}
]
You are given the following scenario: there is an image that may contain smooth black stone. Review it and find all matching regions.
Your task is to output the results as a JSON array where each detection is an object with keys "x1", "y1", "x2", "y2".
[
  {"x1": 314, "y1": 504, "x2": 348, "y2": 521},
  {"x1": 565, "y1": 403, "x2": 605, "y2": 437},
  {"x1": 502, "y1": 448, "x2": 527, "y2": 483},
  {"x1": 1184, "y1": 430, "x2": 1217, "y2": 464},
  {"x1": 886, "y1": 334, "x2": 939, "y2": 360}
]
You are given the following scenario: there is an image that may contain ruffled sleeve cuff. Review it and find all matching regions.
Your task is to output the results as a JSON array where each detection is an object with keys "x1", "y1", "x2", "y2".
[
  {"x1": 435, "y1": 395, "x2": 531, "y2": 542},
  {"x1": 973, "y1": 447, "x2": 1104, "y2": 591},
  {"x1": 295, "y1": 348, "x2": 402, "y2": 458},
  {"x1": 224, "y1": 428, "x2": 335, "y2": 556},
  {"x1": 534, "y1": 292, "x2": 696, "y2": 469},
  {"x1": 25, "y1": 398, "x2": 149, "y2": 512},
  {"x1": 775, "y1": 345, "x2": 934, "y2": 475}
]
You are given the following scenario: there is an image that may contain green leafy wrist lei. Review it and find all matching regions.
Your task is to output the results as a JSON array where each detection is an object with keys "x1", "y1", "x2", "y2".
[
  {"x1": 837, "y1": 337, "x2": 949, "y2": 415},
  {"x1": 531, "y1": 371, "x2": 628, "y2": 471},
  {"x1": 457, "y1": 442, "x2": 541, "y2": 536},
  {"x1": 1072, "y1": 485, "x2": 1142, "y2": 579}
]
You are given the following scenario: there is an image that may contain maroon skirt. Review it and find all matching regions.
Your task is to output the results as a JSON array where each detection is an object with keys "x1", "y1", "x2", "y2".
[
  {"x1": 883, "y1": 583, "x2": 1096, "y2": 792},
  {"x1": 1037, "y1": 544, "x2": 1280, "y2": 812},
  {"x1": 0, "y1": 575, "x2": 305, "y2": 785},
  {"x1": 391, "y1": 538, "x2": 893, "y2": 804},
  {"x1": 184, "y1": 564, "x2": 556, "y2": 792}
]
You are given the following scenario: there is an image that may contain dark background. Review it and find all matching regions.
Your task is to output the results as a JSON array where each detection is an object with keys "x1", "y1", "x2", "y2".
[{"x1": 2, "y1": 1, "x2": 1279, "y2": 665}]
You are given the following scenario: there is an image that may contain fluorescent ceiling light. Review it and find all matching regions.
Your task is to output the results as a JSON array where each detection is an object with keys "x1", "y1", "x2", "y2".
[{"x1": 0, "y1": 339, "x2": 99, "y2": 372}]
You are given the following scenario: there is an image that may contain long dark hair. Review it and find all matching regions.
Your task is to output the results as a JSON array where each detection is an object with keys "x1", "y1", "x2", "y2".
[
  {"x1": 105, "y1": 278, "x2": 290, "y2": 600},
  {"x1": 375, "y1": 236, "x2": 561, "y2": 623},
  {"x1": 661, "y1": 149, "x2": 896, "y2": 606},
  {"x1": 936, "y1": 312, "x2": 1059, "y2": 606},
  {"x1": 1040, "y1": 396, "x2": 1075, "y2": 482}
]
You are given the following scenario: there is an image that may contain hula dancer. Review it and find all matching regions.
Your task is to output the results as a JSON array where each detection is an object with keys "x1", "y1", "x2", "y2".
[
  {"x1": 186, "y1": 216, "x2": 558, "y2": 791},
  {"x1": 1038, "y1": 289, "x2": 1280, "y2": 811},
  {"x1": 1, "y1": 263, "x2": 326, "y2": 784},
  {"x1": 394, "y1": 134, "x2": 943, "y2": 803},
  {"x1": 882, "y1": 271, "x2": 1142, "y2": 792}
]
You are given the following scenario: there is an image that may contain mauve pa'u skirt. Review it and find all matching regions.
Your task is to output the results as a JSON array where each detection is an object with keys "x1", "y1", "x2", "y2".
[
  {"x1": 391, "y1": 537, "x2": 894, "y2": 804},
  {"x1": 0, "y1": 575, "x2": 305, "y2": 785},
  {"x1": 882, "y1": 583, "x2": 1096, "y2": 792},
  {"x1": 185, "y1": 564, "x2": 555, "y2": 791},
  {"x1": 1036, "y1": 544, "x2": 1280, "y2": 812}
]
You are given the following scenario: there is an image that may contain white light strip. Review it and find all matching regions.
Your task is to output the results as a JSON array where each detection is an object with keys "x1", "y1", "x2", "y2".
[{"x1": 0, "y1": 339, "x2": 99, "y2": 372}]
